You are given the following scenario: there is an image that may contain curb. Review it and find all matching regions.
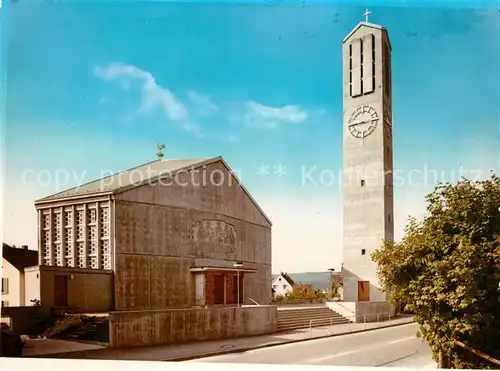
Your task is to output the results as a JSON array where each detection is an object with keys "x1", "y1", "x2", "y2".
[{"x1": 166, "y1": 320, "x2": 416, "y2": 362}]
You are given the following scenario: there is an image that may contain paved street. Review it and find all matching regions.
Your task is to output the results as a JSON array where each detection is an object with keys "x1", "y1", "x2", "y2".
[{"x1": 186, "y1": 323, "x2": 434, "y2": 367}]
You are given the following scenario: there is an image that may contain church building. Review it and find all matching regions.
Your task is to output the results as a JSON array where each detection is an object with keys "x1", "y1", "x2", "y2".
[{"x1": 32, "y1": 156, "x2": 272, "y2": 313}]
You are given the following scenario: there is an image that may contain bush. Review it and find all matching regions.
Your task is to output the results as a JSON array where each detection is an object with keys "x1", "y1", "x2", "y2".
[{"x1": 372, "y1": 175, "x2": 500, "y2": 369}]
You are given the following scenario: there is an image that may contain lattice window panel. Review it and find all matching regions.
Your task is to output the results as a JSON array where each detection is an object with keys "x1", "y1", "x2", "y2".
[
  {"x1": 76, "y1": 210, "x2": 85, "y2": 240},
  {"x1": 88, "y1": 225, "x2": 98, "y2": 269},
  {"x1": 52, "y1": 213, "x2": 62, "y2": 242},
  {"x1": 88, "y1": 255, "x2": 98, "y2": 270},
  {"x1": 88, "y1": 208, "x2": 97, "y2": 224},
  {"x1": 64, "y1": 210, "x2": 73, "y2": 227},
  {"x1": 54, "y1": 244, "x2": 63, "y2": 266},
  {"x1": 64, "y1": 229, "x2": 73, "y2": 267},
  {"x1": 99, "y1": 207, "x2": 110, "y2": 238},
  {"x1": 100, "y1": 240, "x2": 111, "y2": 270},
  {"x1": 76, "y1": 241, "x2": 85, "y2": 268},
  {"x1": 43, "y1": 230, "x2": 51, "y2": 264},
  {"x1": 43, "y1": 214, "x2": 51, "y2": 229},
  {"x1": 52, "y1": 213, "x2": 63, "y2": 266}
]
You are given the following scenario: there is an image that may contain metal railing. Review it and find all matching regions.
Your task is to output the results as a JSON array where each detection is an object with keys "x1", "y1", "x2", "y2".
[
  {"x1": 329, "y1": 300, "x2": 356, "y2": 315},
  {"x1": 308, "y1": 312, "x2": 393, "y2": 336}
]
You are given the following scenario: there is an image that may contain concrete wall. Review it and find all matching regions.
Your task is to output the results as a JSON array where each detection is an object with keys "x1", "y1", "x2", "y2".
[
  {"x1": 113, "y1": 160, "x2": 272, "y2": 311},
  {"x1": 342, "y1": 24, "x2": 394, "y2": 302},
  {"x1": 1, "y1": 258, "x2": 22, "y2": 306},
  {"x1": 327, "y1": 301, "x2": 395, "y2": 322},
  {"x1": 24, "y1": 267, "x2": 41, "y2": 305},
  {"x1": 0, "y1": 306, "x2": 47, "y2": 334},
  {"x1": 37, "y1": 266, "x2": 113, "y2": 312},
  {"x1": 109, "y1": 305, "x2": 278, "y2": 348}
]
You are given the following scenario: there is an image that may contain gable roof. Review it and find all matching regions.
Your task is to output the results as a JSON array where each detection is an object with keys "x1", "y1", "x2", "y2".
[
  {"x1": 279, "y1": 272, "x2": 295, "y2": 286},
  {"x1": 2, "y1": 243, "x2": 38, "y2": 271},
  {"x1": 343, "y1": 22, "x2": 392, "y2": 50},
  {"x1": 35, "y1": 156, "x2": 272, "y2": 226},
  {"x1": 35, "y1": 157, "x2": 213, "y2": 203}
]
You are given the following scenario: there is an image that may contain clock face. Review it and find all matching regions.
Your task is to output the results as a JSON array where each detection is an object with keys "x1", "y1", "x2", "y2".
[{"x1": 348, "y1": 105, "x2": 379, "y2": 139}]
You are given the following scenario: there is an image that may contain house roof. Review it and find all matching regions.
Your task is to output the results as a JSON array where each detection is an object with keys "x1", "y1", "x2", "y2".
[
  {"x1": 35, "y1": 156, "x2": 272, "y2": 226},
  {"x1": 2, "y1": 243, "x2": 38, "y2": 271},
  {"x1": 280, "y1": 272, "x2": 295, "y2": 286},
  {"x1": 36, "y1": 157, "x2": 213, "y2": 202}
]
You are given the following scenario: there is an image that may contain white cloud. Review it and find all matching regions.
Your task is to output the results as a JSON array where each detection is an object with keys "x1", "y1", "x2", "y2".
[
  {"x1": 244, "y1": 101, "x2": 308, "y2": 129},
  {"x1": 94, "y1": 63, "x2": 202, "y2": 137},
  {"x1": 186, "y1": 90, "x2": 219, "y2": 116},
  {"x1": 94, "y1": 63, "x2": 314, "y2": 135}
]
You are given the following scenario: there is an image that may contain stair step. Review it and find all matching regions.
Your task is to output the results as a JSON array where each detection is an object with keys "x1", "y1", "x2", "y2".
[
  {"x1": 278, "y1": 311, "x2": 338, "y2": 317},
  {"x1": 278, "y1": 312, "x2": 342, "y2": 318},
  {"x1": 278, "y1": 318, "x2": 346, "y2": 325},
  {"x1": 278, "y1": 315, "x2": 344, "y2": 321},
  {"x1": 278, "y1": 318, "x2": 349, "y2": 327},
  {"x1": 278, "y1": 314, "x2": 344, "y2": 320},
  {"x1": 278, "y1": 318, "x2": 348, "y2": 325}
]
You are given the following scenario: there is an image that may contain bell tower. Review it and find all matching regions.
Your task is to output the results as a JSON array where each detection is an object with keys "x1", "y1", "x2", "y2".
[{"x1": 341, "y1": 13, "x2": 394, "y2": 303}]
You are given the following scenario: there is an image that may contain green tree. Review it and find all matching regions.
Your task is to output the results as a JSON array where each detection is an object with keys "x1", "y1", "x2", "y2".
[
  {"x1": 372, "y1": 175, "x2": 500, "y2": 369},
  {"x1": 329, "y1": 279, "x2": 340, "y2": 299}
]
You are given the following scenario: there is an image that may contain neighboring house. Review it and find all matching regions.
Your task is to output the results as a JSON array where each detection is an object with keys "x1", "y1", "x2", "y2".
[
  {"x1": 33, "y1": 156, "x2": 272, "y2": 312},
  {"x1": 272, "y1": 272, "x2": 295, "y2": 297},
  {"x1": 1, "y1": 244, "x2": 39, "y2": 307}
]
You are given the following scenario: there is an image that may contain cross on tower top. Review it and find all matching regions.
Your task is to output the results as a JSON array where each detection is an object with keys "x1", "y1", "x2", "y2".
[{"x1": 363, "y1": 8, "x2": 372, "y2": 23}]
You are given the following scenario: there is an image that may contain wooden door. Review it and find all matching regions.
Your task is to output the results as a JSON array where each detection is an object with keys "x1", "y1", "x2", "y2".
[
  {"x1": 358, "y1": 281, "x2": 370, "y2": 302},
  {"x1": 213, "y1": 275, "x2": 225, "y2": 305},
  {"x1": 54, "y1": 275, "x2": 68, "y2": 307}
]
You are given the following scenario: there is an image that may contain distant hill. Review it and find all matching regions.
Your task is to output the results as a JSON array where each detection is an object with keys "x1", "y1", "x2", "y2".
[{"x1": 272, "y1": 271, "x2": 336, "y2": 290}]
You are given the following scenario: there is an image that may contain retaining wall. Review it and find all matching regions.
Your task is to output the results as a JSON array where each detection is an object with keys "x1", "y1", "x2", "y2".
[{"x1": 109, "y1": 305, "x2": 278, "y2": 348}]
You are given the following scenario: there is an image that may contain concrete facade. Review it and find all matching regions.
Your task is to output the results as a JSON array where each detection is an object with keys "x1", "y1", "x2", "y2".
[
  {"x1": 109, "y1": 305, "x2": 277, "y2": 348},
  {"x1": 113, "y1": 159, "x2": 271, "y2": 311},
  {"x1": 34, "y1": 157, "x2": 272, "y2": 315},
  {"x1": 341, "y1": 22, "x2": 394, "y2": 302},
  {"x1": 327, "y1": 301, "x2": 395, "y2": 323}
]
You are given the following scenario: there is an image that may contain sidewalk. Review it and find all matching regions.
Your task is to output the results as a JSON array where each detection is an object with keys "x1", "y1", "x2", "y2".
[{"x1": 25, "y1": 315, "x2": 415, "y2": 362}]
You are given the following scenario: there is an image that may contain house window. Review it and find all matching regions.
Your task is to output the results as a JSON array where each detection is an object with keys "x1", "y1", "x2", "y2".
[
  {"x1": 272, "y1": 284, "x2": 277, "y2": 289},
  {"x1": 1, "y1": 278, "x2": 8, "y2": 294},
  {"x1": 361, "y1": 180, "x2": 365, "y2": 186},
  {"x1": 361, "y1": 249, "x2": 366, "y2": 255},
  {"x1": 282, "y1": 285, "x2": 287, "y2": 290},
  {"x1": 388, "y1": 214, "x2": 392, "y2": 222}
]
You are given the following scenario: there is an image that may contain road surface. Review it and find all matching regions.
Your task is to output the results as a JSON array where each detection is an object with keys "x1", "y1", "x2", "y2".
[{"x1": 186, "y1": 323, "x2": 434, "y2": 367}]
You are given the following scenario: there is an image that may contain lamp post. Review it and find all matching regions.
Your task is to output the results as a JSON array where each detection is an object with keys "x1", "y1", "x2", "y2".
[
  {"x1": 234, "y1": 261, "x2": 244, "y2": 307},
  {"x1": 328, "y1": 268, "x2": 336, "y2": 300}
]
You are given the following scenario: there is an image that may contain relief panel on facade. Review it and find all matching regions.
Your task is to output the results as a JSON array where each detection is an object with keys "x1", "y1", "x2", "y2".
[{"x1": 193, "y1": 219, "x2": 236, "y2": 258}]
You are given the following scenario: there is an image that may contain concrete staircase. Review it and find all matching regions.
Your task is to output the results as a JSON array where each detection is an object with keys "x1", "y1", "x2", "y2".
[{"x1": 277, "y1": 305, "x2": 350, "y2": 332}]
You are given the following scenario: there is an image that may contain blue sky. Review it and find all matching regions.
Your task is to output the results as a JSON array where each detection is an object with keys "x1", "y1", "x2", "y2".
[{"x1": 2, "y1": 1, "x2": 500, "y2": 273}]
